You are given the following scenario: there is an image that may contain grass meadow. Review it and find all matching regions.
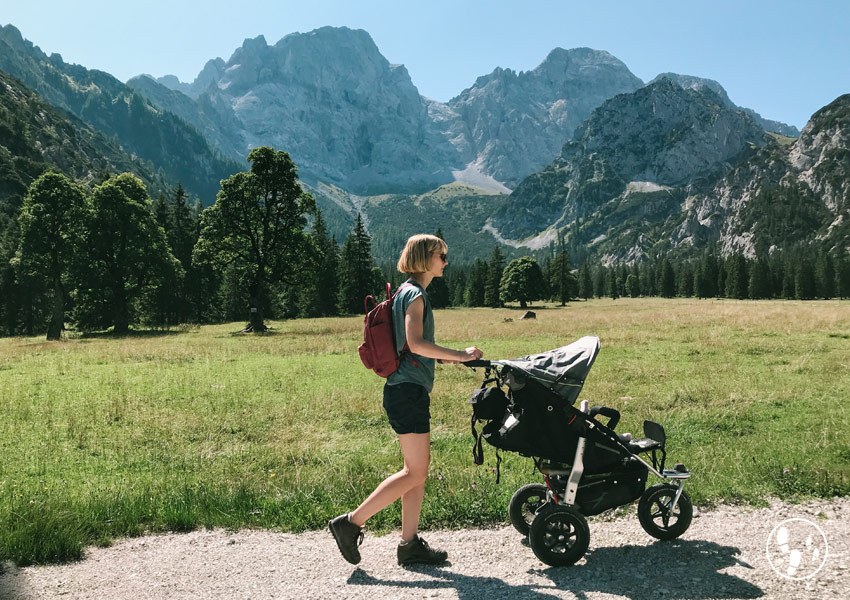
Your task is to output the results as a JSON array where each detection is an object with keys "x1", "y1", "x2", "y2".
[{"x1": 1, "y1": 298, "x2": 849, "y2": 566}]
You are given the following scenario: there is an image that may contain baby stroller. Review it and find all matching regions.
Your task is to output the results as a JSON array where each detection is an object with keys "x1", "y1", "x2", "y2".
[{"x1": 467, "y1": 336, "x2": 693, "y2": 567}]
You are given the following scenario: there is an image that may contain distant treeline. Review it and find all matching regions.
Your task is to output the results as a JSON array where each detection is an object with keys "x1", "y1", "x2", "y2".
[{"x1": 3, "y1": 147, "x2": 849, "y2": 339}]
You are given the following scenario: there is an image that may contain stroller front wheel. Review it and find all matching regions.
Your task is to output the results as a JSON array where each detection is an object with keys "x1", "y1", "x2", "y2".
[
  {"x1": 638, "y1": 483, "x2": 693, "y2": 540},
  {"x1": 528, "y1": 504, "x2": 590, "y2": 567},
  {"x1": 509, "y1": 483, "x2": 550, "y2": 536}
]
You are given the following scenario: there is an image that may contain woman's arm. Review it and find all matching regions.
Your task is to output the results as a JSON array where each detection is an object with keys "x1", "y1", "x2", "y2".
[{"x1": 404, "y1": 297, "x2": 483, "y2": 362}]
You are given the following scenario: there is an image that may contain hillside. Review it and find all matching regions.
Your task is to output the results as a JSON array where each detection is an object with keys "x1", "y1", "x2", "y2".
[
  {"x1": 491, "y1": 83, "x2": 849, "y2": 263},
  {"x1": 0, "y1": 24, "x2": 241, "y2": 204},
  {"x1": 0, "y1": 68, "x2": 176, "y2": 216}
]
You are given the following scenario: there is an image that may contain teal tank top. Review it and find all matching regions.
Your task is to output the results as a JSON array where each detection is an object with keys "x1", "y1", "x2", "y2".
[{"x1": 386, "y1": 281, "x2": 435, "y2": 392}]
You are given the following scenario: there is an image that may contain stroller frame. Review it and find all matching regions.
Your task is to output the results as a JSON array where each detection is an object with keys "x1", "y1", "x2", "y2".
[{"x1": 467, "y1": 341, "x2": 694, "y2": 567}]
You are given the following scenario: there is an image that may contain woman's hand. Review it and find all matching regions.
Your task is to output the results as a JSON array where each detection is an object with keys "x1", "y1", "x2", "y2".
[{"x1": 461, "y1": 346, "x2": 484, "y2": 361}]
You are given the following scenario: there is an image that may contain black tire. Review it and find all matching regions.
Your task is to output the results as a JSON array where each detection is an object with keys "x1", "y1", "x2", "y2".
[
  {"x1": 509, "y1": 483, "x2": 549, "y2": 536},
  {"x1": 528, "y1": 504, "x2": 590, "y2": 567},
  {"x1": 638, "y1": 483, "x2": 693, "y2": 540}
]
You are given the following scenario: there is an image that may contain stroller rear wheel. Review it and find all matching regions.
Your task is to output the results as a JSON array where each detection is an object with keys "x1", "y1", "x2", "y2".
[
  {"x1": 528, "y1": 504, "x2": 590, "y2": 567},
  {"x1": 638, "y1": 483, "x2": 693, "y2": 540},
  {"x1": 509, "y1": 483, "x2": 550, "y2": 536}
]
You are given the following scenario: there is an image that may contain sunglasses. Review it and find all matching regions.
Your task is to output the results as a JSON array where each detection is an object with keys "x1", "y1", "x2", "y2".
[{"x1": 433, "y1": 251, "x2": 448, "y2": 262}]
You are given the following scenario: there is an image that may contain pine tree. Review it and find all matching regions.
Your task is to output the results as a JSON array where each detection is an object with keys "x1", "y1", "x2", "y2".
[
  {"x1": 835, "y1": 254, "x2": 850, "y2": 299},
  {"x1": 795, "y1": 256, "x2": 817, "y2": 300},
  {"x1": 815, "y1": 251, "x2": 835, "y2": 299},
  {"x1": 641, "y1": 263, "x2": 656, "y2": 297},
  {"x1": 427, "y1": 228, "x2": 450, "y2": 308},
  {"x1": 337, "y1": 213, "x2": 378, "y2": 314},
  {"x1": 152, "y1": 191, "x2": 171, "y2": 235},
  {"x1": 484, "y1": 246, "x2": 505, "y2": 307},
  {"x1": 299, "y1": 208, "x2": 339, "y2": 317},
  {"x1": 659, "y1": 259, "x2": 675, "y2": 298},
  {"x1": 781, "y1": 255, "x2": 796, "y2": 299},
  {"x1": 593, "y1": 266, "x2": 606, "y2": 298},
  {"x1": 677, "y1": 263, "x2": 694, "y2": 297},
  {"x1": 725, "y1": 255, "x2": 749, "y2": 300},
  {"x1": 625, "y1": 273, "x2": 639, "y2": 298},
  {"x1": 748, "y1": 259, "x2": 771, "y2": 299},
  {"x1": 465, "y1": 259, "x2": 487, "y2": 307},
  {"x1": 548, "y1": 245, "x2": 575, "y2": 305},
  {"x1": 606, "y1": 268, "x2": 619, "y2": 300},
  {"x1": 450, "y1": 270, "x2": 467, "y2": 307},
  {"x1": 578, "y1": 262, "x2": 593, "y2": 300}
]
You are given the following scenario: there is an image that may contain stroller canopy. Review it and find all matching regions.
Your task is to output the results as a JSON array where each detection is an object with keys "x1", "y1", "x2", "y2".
[{"x1": 501, "y1": 336, "x2": 600, "y2": 405}]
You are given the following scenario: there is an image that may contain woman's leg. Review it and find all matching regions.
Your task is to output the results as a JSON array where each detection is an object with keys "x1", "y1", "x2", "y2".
[{"x1": 349, "y1": 432, "x2": 430, "y2": 530}]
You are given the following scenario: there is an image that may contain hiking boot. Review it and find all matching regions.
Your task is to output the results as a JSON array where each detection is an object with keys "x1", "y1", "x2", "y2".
[
  {"x1": 397, "y1": 535, "x2": 448, "y2": 566},
  {"x1": 328, "y1": 513, "x2": 364, "y2": 565}
]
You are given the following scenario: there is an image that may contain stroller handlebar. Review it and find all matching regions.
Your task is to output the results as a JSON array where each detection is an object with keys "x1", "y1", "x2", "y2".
[{"x1": 463, "y1": 359, "x2": 494, "y2": 368}]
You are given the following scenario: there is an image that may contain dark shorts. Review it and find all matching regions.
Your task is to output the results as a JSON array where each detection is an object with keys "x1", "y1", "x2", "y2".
[{"x1": 383, "y1": 382, "x2": 431, "y2": 435}]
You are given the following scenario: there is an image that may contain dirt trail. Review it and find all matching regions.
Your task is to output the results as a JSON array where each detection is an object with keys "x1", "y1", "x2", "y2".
[{"x1": 1, "y1": 498, "x2": 848, "y2": 599}]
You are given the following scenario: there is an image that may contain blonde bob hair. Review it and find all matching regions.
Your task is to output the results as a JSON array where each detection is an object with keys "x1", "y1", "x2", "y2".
[{"x1": 397, "y1": 234, "x2": 448, "y2": 274}]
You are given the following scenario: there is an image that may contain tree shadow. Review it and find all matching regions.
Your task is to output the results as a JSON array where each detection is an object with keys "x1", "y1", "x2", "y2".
[
  {"x1": 346, "y1": 540, "x2": 763, "y2": 600},
  {"x1": 79, "y1": 329, "x2": 183, "y2": 339}
]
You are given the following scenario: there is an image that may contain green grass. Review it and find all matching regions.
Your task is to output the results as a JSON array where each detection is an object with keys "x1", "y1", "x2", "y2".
[{"x1": 1, "y1": 298, "x2": 849, "y2": 566}]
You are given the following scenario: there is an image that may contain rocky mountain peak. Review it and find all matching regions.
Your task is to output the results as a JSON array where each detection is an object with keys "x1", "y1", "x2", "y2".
[
  {"x1": 650, "y1": 72, "x2": 800, "y2": 137},
  {"x1": 789, "y1": 94, "x2": 850, "y2": 211},
  {"x1": 491, "y1": 77, "x2": 768, "y2": 244}
]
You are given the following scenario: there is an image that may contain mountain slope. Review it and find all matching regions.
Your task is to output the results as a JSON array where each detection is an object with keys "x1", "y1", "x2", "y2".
[
  {"x1": 649, "y1": 73, "x2": 800, "y2": 137},
  {"x1": 491, "y1": 78, "x2": 766, "y2": 248},
  {"x1": 0, "y1": 24, "x2": 240, "y2": 203},
  {"x1": 693, "y1": 93, "x2": 850, "y2": 258},
  {"x1": 437, "y1": 48, "x2": 645, "y2": 188},
  {"x1": 141, "y1": 27, "x2": 457, "y2": 195},
  {"x1": 1, "y1": 68, "x2": 176, "y2": 212},
  {"x1": 490, "y1": 86, "x2": 849, "y2": 264}
]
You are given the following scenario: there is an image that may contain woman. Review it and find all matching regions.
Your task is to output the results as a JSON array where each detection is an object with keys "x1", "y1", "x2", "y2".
[{"x1": 329, "y1": 234, "x2": 484, "y2": 566}]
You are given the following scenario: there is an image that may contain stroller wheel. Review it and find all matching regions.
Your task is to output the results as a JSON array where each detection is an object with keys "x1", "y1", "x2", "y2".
[
  {"x1": 638, "y1": 483, "x2": 693, "y2": 540},
  {"x1": 528, "y1": 504, "x2": 590, "y2": 567},
  {"x1": 509, "y1": 483, "x2": 550, "y2": 536}
]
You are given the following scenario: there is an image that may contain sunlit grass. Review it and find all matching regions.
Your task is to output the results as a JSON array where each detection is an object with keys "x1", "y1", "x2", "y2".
[{"x1": 1, "y1": 298, "x2": 848, "y2": 565}]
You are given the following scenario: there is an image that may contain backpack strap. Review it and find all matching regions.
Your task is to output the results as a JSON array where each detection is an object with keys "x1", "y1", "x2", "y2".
[
  {"x1": 471, "y1": 413, "x2": 502, "y2": 483},
  {"x1": 471, "y1": 412, "x2": 484, "y2": 466},
  {"x1": 392, "y1": 282, "x2": 423, "y2": 365}
]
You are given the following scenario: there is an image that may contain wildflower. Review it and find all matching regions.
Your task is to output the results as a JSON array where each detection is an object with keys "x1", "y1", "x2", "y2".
[
  {"x1": 269, "y1": 473, "x2": 276, "y2": 478},
  {"x1": 471, "y1": 483, "x2": 477, "y2": 490},
  {"x1": 783, "y1": 468, "x2": 790, "y2": 474}
]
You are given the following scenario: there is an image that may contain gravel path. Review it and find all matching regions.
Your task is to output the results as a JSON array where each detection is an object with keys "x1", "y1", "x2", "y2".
[{"x1": 2, "y1": 498, "x2": 848, "y2": 599}]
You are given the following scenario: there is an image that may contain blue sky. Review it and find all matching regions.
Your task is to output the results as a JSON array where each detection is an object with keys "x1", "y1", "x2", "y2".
[{"x1": 4, "y1": 1, "x2": 848, "y2": 129}]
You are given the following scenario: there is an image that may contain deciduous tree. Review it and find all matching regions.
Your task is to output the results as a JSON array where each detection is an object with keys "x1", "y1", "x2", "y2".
[
  {"x1": 12, "y1": 172, "x2": 86, "y2": 340},
  {"x1": 499, "y1": 256, "x2": 547, "y2": 309},
  {"x1": 194, "y1": 147, "x2": 315, "y2": 331}
]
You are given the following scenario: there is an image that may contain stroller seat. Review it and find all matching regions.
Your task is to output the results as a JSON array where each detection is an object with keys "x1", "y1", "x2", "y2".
[
  {"x1": 627, "y1": 419, "x2": 667, "y2": 454},
  {"x1": 628, "y1": 438, "x2": 663, "y2": 453}
]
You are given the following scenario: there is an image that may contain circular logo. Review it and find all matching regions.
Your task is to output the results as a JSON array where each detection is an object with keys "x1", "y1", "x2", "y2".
[{"x1": 765, "y1": 518, "x2": 829, "y2": 580}]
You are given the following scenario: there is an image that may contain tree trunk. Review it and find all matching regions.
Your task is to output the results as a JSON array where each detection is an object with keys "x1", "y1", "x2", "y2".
[
  {"x1": 519, "y1": 299, "x2": 528, "y2": 309},
  {"x1": 47, "y1": 273, "x2": 64, "y2": 341},
  {"x1": 246, "y1": 276, "x2": 267, "y2": 333},
  {"x1": 248, "y1": 303, "x2": 267, "y2": 332},
  {"x1": 113, "y1": 287, "x2": 129, "y2": 334}
]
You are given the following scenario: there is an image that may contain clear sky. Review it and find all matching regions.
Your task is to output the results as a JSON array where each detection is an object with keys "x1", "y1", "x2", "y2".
[{"x1": 3, "y1": 1, "x2": 848, "y2": 130}]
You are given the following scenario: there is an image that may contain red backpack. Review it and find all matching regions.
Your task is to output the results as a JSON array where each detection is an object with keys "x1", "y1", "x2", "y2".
[{"x1": 358, "y1": 282, "x2": 415, "y2": 377}]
